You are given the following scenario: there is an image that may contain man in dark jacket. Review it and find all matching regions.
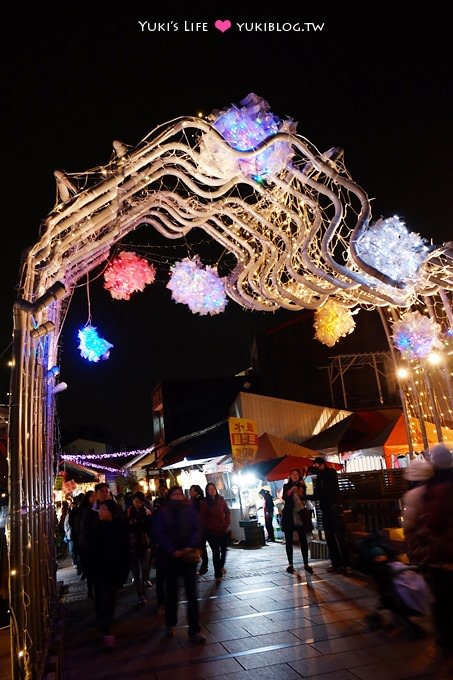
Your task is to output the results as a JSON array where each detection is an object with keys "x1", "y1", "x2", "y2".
[
  {"x1": 312, "y1": 457, "x2": 351, "y2": 573},
  {"x1": 153, "y1": 486, "x2": 205, "y2": 643}
]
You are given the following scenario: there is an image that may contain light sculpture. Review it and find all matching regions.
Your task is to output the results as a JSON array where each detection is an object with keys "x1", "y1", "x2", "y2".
[{"x1": 8, "y1": 92, "x2": 453, "y2": 678}]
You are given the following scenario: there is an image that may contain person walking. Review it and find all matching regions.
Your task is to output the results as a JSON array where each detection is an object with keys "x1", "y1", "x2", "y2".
[
  {"x1": 405, "y1": 443, "x2": 453, "y2": 651},
  {"x1": 200, "y1": 482, "x2": 231, "y2": 584},
  {"x1": 125, "y1": 491, "x2": 153, "y2": 604},
  {"x1": 281, "y1": 469, "x2": 313, "y2": 574},
  {"x1": 311, "y1": 456, "x2": 351, "y2": 573},
  {"x1": 189, "y1": 484, "x2": 209, "y2": 575},
  {"x1": 153, "y1": 485, "x2": 205, "y2": 642},
  {"x1": 258, "y1": 488, "x2": 275, "y2": 542},
  {"x1": 73, "y1": 490, "x2": 96, "y2": 597},
  {"x1": 87, "y1": 498, "x2": 129, "y2": 649}
]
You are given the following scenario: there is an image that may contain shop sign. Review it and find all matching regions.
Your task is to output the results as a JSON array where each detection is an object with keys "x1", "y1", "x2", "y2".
[{"x1": 228, "y1": 417, "x2": 258, "y2": 468}]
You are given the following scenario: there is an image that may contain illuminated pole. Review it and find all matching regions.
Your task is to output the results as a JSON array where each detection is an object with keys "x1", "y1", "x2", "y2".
[{"x1": 378, "y1": 308, "x2": 415, "y2": 457}]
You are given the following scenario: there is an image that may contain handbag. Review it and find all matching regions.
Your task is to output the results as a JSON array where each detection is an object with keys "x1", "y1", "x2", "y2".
[{"x1": 299, "y1": 507, "x2": 314, "y2": 533}]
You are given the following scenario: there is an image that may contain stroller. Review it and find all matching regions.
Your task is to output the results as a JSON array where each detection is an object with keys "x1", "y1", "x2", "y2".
[{"x1": 357, "y1": 530, "x2": 432, "y2": 640}]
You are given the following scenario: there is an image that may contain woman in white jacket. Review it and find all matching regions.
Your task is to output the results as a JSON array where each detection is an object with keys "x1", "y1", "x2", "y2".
[{"x1": 402, "y1": 457, "x2": 434, "y2": 542}]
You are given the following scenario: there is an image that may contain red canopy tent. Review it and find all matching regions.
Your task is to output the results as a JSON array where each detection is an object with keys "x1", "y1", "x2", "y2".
[{"x1": 266, "y1": 455, "x2": 342, "y2": 481}]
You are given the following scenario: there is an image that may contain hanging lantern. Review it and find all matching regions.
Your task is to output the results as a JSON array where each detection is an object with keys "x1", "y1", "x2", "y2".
[
  {"x1": 167, "y1": 257, "x2": 228, "y2": 315},
  {"x1": 78, "y1": 325, "x2": 113, "y2": 362},
  {"x1": 392, "y1": 311, "x2": 444, "y2": 360},
  {"x1": 313, "y1": 300, "x2": 356, "y2": 347},
  {"x1": 103, "y1": 251, "x2": 156, "y2": 300}
]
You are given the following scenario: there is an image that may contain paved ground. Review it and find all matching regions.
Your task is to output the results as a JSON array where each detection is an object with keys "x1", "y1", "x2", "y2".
[{"x1": 54, "y1": 541, "x2": 452, "y2": 680}]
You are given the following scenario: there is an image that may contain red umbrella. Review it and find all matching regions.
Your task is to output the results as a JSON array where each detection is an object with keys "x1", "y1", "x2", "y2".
[{"x1": 266, "y1": 455, "x2": 342, "y2": 481}]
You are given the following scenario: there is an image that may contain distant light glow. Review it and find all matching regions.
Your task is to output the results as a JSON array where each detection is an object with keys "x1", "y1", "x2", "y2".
[
  {"x1": 355, "y1": 215, "x2": 430, "y2": 284},
  {"x1": 313, "y1": 300, "x2": 356, "y2": 347},
  {"x1": 427, "y1": 351, "x2": 444, "y2": 366},
  {"x1": 396, "y1": 366, "x2": 410, "y2": 379},
  {"x1": 392, "y1": 311, "x2": 444, "y2": 359},
  {"x1": 103, "y1": 250, "x2": 156, "y2": 300},
  {"x1": 167, "y1": 257, "x2": 227, "y2": 315},
  {"x1": 78, "y1": 326, "x2": 113, "y2": 362}
]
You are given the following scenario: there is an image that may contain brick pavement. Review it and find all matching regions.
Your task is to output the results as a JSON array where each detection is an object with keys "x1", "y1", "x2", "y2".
[{"x1": 57, "y1": 541, "x2": 452, "y2": 679}]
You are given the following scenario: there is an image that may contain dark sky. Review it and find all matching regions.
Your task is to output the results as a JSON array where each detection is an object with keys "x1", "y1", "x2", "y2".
[{"x1": 2, "y1": 1, "x2": 452, "y2": 448}]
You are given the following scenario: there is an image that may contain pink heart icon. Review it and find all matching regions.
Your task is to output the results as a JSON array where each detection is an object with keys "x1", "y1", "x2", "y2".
[{"x1": 215, "y1": 19, "x2": 232, "y2": 33}]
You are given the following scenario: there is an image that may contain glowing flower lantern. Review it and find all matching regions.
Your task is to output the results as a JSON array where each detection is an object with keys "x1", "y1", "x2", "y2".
[
  {"x1": 198, "y1": 92, "x2": 295, "y2": 181},
  {"x1": 392, "y1": 311, "x2": 444, "y2": 360},
  {"x1": 103, "y1": 251, "x2": 156, "y2": 300},
  {"x1": 78, "y1": 325, "x2": 113, "y2": 362},
  {"x1": 355, "y1": 215, "x2": 430, "y2": 285},
  {"x1": 167, "y1": 257, "x2": 227, "y2": 315},
  {"x1": 314, "y1": 299, "x2": 356, "y2": 347}
]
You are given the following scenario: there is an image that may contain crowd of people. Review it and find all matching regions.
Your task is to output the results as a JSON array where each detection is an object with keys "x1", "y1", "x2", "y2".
[
  {"x1": 58, "y1": 444, "x2": 453, "y2": 654},
  {"x1": 60, "y1": 480, "x2": 230, "y2": 649}
]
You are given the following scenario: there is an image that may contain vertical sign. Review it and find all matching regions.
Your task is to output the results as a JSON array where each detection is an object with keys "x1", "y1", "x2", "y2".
[{"x1": 228, "y1": 417, "x2": 259, "y2": 468}]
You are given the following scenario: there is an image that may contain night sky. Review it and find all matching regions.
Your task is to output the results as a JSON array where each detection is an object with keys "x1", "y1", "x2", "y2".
[{"x1": 2, "y1": 1, "x2": 452, "y2": 448}]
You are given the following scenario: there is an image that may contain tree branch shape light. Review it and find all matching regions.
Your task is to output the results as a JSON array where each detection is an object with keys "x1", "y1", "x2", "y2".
[
  {"x1": 78, "y1": 325, "x2": 113, "y2": 362},
  {"x1": 167, "y1": 257, "x2": 227, "y2": 315},
  {"x1": 103, "y1": 250, "x2": 156, "y2": 300}
]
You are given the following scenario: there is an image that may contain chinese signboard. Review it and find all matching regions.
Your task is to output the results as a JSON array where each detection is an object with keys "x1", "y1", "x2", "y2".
[{"x1": 228, "y1": 417, "x2": 259, "y2": 468}]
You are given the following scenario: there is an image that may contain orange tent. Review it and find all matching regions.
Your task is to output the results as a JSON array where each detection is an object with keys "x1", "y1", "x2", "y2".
[
  {"x1": 254, "y1": 432, "x2": 321, "y2": 462},
  {"x1": 383, "y1": 414, "x2": 453, "y2": 466}
]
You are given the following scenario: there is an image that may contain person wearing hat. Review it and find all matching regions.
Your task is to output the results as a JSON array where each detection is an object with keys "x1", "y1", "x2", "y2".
[{"x1": 405, "y1": 444, "x2": 453, "y2": 650}]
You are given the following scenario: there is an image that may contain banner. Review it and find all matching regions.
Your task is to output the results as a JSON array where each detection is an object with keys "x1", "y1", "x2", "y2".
[{"x1": 228, "y1": 417, "x2": 259, "y2": 468}]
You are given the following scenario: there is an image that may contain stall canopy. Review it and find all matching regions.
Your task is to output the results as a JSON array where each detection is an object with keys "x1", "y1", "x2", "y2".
[
  {"x1": 58, "y1": 461, "x2": 99, "y2": 483},
  {"x1": 383, "y1": 414, "x2": 453, "y2": 459},
  {"x1": 266, "y1": 455, "x2": 342, "y2": 481},
  {"x1": 161, "y1": 419, "x2": 231, "y2": 469},
  {"x1": 301, "y1": 408, "x2": 402, "y2": 455},
  {"x1": 241, "y1": 433, "x2": 321, "y2": 479}
]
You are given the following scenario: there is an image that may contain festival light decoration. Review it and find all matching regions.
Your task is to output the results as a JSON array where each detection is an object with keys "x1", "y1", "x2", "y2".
[
  {"x1": 167, "y1": 257, "x2": 228, "y2": 315},
  {"x1": 392, "y1": 311, "x2": 444, "y2": 360},
  {"x1": 354, "y1": 215, "x2": 430, "y2": 286},
  {"x1": 78, "y1": 325, "x2": 113, "y2": 362},
  {"x1": 313, "y1": 299, "x2": 356, "y2": 347},
  {"x1": 10, "y1": 91, "x2": 453, "y2": 679},
  {"x1": 103, "y1": 250, "x2": 156, "y2": 300},
  {"x1": 198, "y1": 92, "x2": 296, "y2": 181}
]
